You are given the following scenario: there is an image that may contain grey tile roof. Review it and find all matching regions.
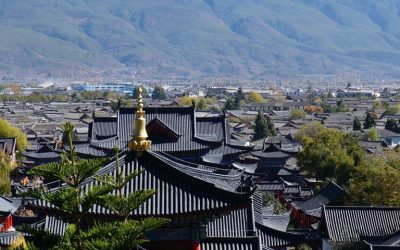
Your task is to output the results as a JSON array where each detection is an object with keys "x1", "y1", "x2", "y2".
[
  {"x1": 196, "y1": 116, "x2": 226, "y2": 143},
  {"x1": 291, "y1": 181, "x2": 344, "y2": 218},
  {"x1": 0, "y1": 196, "x2": 21, "y2": 213},
  {"x1": 88, "y1": 116, "x2": 117, "y2": 140},
  {"x1": 200, "y1": 237, "x2": 261, "y2": 250},
  {"x1": 323, "y1": 206, "x2": 400, "y2": 242},
  {"x1": 256, "y1": 222, "x2": 306, "y2": 247},
  {"x1": 117, "y1": 107, "x2": 210, "y2": 152},
  {"x1": 0, "y1": 231, "x2": 24, "y2": 246},
  {"x1": 262, "y1": 210, "x2": 291, "y2": 232},
  {"x1": 28, "y1": 150, "x2": 251, "y2": 216}
]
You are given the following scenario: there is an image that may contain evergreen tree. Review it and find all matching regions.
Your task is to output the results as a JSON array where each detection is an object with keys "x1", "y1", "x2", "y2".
[
  {"x1": 27, "y1": 123, "x2": 167, "y2": 249},
  {"x1": 385, "y1": 118, "x2": 399, "y2": 132},
  {"x1": 151, "y1": 86, "x2": 166, "y2": 100},
  {"x1": 253, "y1": 111, "x2": 275, "y2": 140},
  {"x1": 353, "y1": 117, "x2": 361, "y2": 131},
  {"x1": 236, "y1": 87, "x2": 245, "y2": 101},
  {"x1": 224, "y1": 96, "x2": 241, "y2": 110},
  {"x1": 265, "y1": 115, "x2": 276, "y2": 137},
  {"x1": 363, "y1": 112, "x2": 376, "y2": 129}
]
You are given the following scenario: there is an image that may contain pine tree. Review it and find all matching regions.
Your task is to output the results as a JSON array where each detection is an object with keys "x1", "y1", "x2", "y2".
[
  {"x1": 385, "y1": 118, "x2": 399, "y2": 132},
  {"x1": 363, "y1": 112, "x2": 376, "y2": 129},
  {"x1": 224, "y1": 96, "x2": 241, "y2": 110},
  {"x1": 353, "y1": 117, "x2": 361, "y2": 131},
  {"x1": 254, "y1": 111, "x2": 275, "y2": 140},
  {"x1": 236, "y1": 87, "x2": 245, "y2": 101},
  {"x1": 265, "y1": 115, "x2": 276, "y2": 136},
  {"x1": 26, "y1": 123, "x2": 167, "y2": 249}
]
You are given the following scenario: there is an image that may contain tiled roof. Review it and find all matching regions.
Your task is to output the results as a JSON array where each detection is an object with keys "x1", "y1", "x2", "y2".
[
  {"x1": 291, "y1": 181, "x2": 344, "y2": 218},
  {"x1": 256, "y1": 222, "x2": 306, "y2": 247},
  {"x1": 28, "y1": 150, "x2": 250, "y2": 216},
  {"x1": 88, "y1": 116, "x2": 117, "y2": 140},
  {"x1": 200, "y1": 237, "x2": 261, "y2": 250},
  {"x1": 323, "y1": 206, "x2": 400, "y2": 242},
  {"x1": 118, "y1": 107, "x2": 210, "y2": 152}
]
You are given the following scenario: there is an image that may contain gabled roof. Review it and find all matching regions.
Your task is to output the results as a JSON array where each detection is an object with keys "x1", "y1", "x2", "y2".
[
  {"x1": 117, "y1": 107, "x2": 210, "y2": 152},
  {"x1": 201, "y1": 237, "x2": 261, "y2": 250},
  {"x1": 262, "y1": 210, "x2": 291, "y2": 232},
  {"x1": 322, "y1": 206, "x2": 400, "y2": 242},
  {"x1": 291, "y1": 181, "x2": 344, "y2": 218},
  {"x1": 146, "y1": 117, "x2": 180, "y2": 142},
  {"x1": 196, "y1": 115, "x2": 226, "y2": 143},
  {"x1": 256, "y1": 222, "x2": 306, "y2": 247},
  {"x1": 28, "y1": 150, "x2": 252, "y2": 217},
  {"x1": 88, "y1": 116, "x2": 117, "y2": 141},
  {"x1": 363, "y1": 230, "x2": 400, "y2": 248},
  {"x1": 0, "y1": 196, "x2": 21, "y2": 214}
]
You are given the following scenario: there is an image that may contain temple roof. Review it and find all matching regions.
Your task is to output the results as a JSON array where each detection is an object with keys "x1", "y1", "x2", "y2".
[
  {"x1": 291, "y1": 181, "x2": 344, "y2": 218},
  {"x1": 252, "y1": 144, "x2": 292, "y2": 159},
  {"x1": 363, "y1": 230, "x2": 400, "y2": 249},
  {"x1": 88, "y1": 116, "x2": 117, "y2": 141},
  {"x1": 256, "y1": 222, "x2": 306, "y2": 248},
  {"x1": 195, "y1": 116, "x2": 227, "y2": 143},
  {"x1": 28, "y1": 150, "x2": 252, "y2": 217},
  {"x1": 118, "y1": 107, "x2": 210, "y2": 152},
  {"x1": 85, "y1": 107, "x2": 248, "y2": 155},
  {"x1": 22, "y1": 151, "x2": 61, "y2": 160},
  {"x1": 322, "y1": 206, "x2": 400, "y2": 242}
]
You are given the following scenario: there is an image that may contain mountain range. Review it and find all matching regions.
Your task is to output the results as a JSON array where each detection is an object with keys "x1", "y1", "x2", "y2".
[{"x1": 2, "y1": 0, "x2": 400, "y2": 80}]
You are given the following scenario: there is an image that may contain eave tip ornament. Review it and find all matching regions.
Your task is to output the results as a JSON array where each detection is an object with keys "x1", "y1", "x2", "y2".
[{"x1": 128, "y1": 86, "x2": 151, "y2": 153}]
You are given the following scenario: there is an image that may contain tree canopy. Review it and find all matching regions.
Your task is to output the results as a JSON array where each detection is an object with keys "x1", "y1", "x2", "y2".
[
  {"x1": 291, "y1": 109, "x2": 306, "y2": 119},
  {"x1": 353, "y1": 117, "x2": 361, "y2": 131},
  {"x1": 248, "y1": 91, "x2": 264, "y2": 103},
  {"x1": 26, "y1": 123, "x2": 168, "y2": 249},
  {"x1": 0, "y1": 118, "x2": 28, "y2": 151},
  {"x1": 296, "y1": 124, "x2": 364, "y2": 186},
  {"x1": 224, "y1": 96, "x2": 241, "y2": 110},
  {"x1": 365, "y1": 128, "x2": 380, "y2": 141},
  {"x1": 151, "y1": 86, "x2": 166, "y2": 100},
  {"x1": 253, "y1": 111, "x2": 276, "y2": 140},
  {"x1": 385, "y1": 118, "x2": 399, "y2": 132},
  {"x1": 296, "y1": 122, "x2": 400, "y2": 206},
  {"x1": 350, "y1": 154, "x2": 400, "y2": 206},
  {"x1": 363, "y1": 112, "x2": 376, "y2": 129}
]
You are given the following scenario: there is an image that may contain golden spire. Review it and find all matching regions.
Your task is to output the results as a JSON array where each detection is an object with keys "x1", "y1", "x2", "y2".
[{"x1": 128, "y1": 86, "x2": 151, "y2": 153}]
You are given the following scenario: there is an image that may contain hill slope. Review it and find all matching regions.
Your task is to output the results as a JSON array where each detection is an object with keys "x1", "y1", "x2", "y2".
[{"x1": 1, "y1": 0, "x2": 400, "y2": 80}]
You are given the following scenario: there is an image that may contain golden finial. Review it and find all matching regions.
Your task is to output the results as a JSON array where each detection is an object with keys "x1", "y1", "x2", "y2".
[{"x1": 128, "y1": 86, "x2": 151, "y2": 153}]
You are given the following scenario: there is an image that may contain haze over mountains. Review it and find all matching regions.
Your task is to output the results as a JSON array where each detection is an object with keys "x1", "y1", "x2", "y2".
[{"x1": 2, "y1": 0, "x2": 400, "y2": 80}]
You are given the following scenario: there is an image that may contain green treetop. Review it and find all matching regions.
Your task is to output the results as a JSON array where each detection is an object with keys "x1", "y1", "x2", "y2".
[
  {"x1": 253, "y1": 111, "x2": 276, "y2": 140},
  {"x1": 27, "y1": 122, "x2": 167, "y2": 249},
  {"x1": 0, "y1": 118, "x2": 28, "y2": 151},
  {"x1": 151, "y1": 86, "x2": 166, "y2": 100},
  {"x1": 363, "y1": 112, "x2": 376, "y2": 129},
  {"x1": 353, "y1": 116, "x2": 361, "y2": 131}
]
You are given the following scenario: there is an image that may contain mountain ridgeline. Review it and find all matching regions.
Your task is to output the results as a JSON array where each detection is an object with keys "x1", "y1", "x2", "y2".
[{"x1": 2, "y1": 0, "x2": 400, "y2": 79}]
